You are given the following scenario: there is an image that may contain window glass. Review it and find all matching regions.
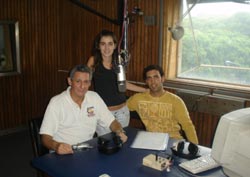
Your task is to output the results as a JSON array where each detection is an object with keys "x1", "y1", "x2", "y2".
[{"x1": 179, "y1": 1, "x2": 250, "y2": 86}]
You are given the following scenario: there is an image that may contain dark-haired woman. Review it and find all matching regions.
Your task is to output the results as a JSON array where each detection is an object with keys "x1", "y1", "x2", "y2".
[{"x1": 87, "y1": 30, "x2": 146, "y2": 136}]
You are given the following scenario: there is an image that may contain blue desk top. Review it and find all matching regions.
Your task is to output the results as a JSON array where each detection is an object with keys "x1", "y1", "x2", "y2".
[{"x1": 32, "y1": 127, "x2": 226, "y2": 177}]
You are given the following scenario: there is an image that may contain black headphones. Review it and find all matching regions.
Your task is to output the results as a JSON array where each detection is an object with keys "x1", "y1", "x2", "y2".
[
  {"x1": 98, "y1": 135, "x2": 123, "y2": 155},
  {"x1": 171, "y1": 141, "x2": 199, "y2": 160}
]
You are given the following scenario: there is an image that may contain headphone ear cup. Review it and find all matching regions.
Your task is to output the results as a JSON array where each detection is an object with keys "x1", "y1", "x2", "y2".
[
  {"x1": 188, "y1": 142, "x2": 198, "y2": 155},
  {"x1": 113, "y1": 135, "x2": 122, "y2": 147},
  {"x1": 98, "y1": 137, "x2": 108, "y2": 146},
  {"x1": 98, "y1": 135, "x2": 122, "y2": 155},
  {"x1": 177, "y1": 141, "x2": 184, "y2": 153},
  {"x1": 171, "y1": 141, "x2": 200, "y2": 160}
]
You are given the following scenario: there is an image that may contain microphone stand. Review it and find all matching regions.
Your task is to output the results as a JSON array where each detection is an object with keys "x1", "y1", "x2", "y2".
[
  {"x1": 116, "y1": 0, "x2": 129, "y2": 92},
  {"x1": 116, "y1": 0, "x2": 143, "y2": 92}
]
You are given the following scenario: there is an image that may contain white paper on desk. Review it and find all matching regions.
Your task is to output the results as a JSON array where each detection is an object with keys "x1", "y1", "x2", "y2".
[{"x1": 130, "y1": 131, "x2": 169, "y2": 150}]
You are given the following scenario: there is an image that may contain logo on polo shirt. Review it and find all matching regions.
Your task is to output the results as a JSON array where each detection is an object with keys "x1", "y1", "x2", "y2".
[{"x1": 87, "y1": 106, "x2": 95, "y2": 117}]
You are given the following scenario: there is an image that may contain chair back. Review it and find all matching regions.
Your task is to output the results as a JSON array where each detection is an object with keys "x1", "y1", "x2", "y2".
[{"x1": 29, "y1": 118, "x2": 48, "y2": 157}]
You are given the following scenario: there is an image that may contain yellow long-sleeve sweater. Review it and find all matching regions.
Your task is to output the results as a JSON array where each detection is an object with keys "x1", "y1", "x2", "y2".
[{"x1": 127, "y1": 91, "x2": 198, "y2": 144}]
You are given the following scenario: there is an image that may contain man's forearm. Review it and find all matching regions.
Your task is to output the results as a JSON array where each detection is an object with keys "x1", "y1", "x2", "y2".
[
  {"x1": 41, "y1": 134, "x2": 73, "y2": 154},
  {"x1": 110, "y1": 120, "x2": 128, "y2": 143},
  {"x1": 185, "y1": 127, "x2": 199, "y2": 144},
  {"x1": 110, "y1": 120, "x2": 124, "y2": 133},
  {"x1": 41, "y1": 134, "x2": 59, "y2": 151}
]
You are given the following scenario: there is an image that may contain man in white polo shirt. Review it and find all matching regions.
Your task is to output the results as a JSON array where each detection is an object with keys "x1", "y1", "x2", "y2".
[{"x1": 40, "y1": 64, "x2": 127, "y2": 155}]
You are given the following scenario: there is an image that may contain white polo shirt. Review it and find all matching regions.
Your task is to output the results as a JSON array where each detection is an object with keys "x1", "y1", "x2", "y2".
[{"x1": 40, "y1": 87, "x2": 115, "y2": 145}]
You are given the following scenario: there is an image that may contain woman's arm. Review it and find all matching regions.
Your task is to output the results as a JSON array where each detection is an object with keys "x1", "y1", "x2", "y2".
[
  {"x1": 87, "y1": 56, "x2": 94, "y2": 69},
  {"x1": 126, "y1": 81, "x2": 148, "y2": 92}
]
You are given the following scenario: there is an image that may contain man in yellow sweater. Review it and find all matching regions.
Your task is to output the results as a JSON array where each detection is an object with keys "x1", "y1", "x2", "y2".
[{"x1": 127, "y1": 65, "x2": 198, "y2": 144}]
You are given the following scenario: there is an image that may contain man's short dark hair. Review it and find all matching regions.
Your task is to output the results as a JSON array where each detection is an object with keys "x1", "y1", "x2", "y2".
[
  {"x1": 69, "y1": 64, "x2": 92, "y2": 80},
  {"x1": 143, "y1": 65, "x2": 164, "y2": 80}
]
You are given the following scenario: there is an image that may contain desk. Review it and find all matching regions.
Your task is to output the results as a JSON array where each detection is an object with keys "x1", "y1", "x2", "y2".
[{"x1": 32, "y1": 127, "x2": 226, "y2": 177}]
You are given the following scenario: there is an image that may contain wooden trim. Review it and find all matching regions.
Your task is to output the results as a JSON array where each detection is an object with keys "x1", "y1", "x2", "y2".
[{"x1": 162, "y1": 0, "x2": 181, "y2": 79}]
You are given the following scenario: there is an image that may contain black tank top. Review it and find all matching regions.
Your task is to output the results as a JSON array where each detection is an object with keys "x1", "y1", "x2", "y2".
[{"x1": 93, "y1": 63, "x2": 126, "y2": 107}]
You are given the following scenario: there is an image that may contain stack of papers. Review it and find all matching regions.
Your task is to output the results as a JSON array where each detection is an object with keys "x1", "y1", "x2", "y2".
[{"x1": 130, "y1": 131, "x2": 169, "y2": 150}]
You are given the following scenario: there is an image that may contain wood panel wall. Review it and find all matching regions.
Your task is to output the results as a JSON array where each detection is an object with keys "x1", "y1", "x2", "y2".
[
  {"x1": 0, "y1": 0, "x2": 164, "y2": 131},
  {"x1": 0, "y1": 0, "x2": 247, "y2": 148},
  {"x1": 0, "y1": 0, "x2": 120, "y2": 131},
  {"x1": 190, "y1": 112, "x2": 220, "y2": 147}
]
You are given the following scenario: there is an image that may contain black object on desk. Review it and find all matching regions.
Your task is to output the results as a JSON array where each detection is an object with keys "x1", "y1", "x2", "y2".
[
  {"x1": 97, "y1": 134, "x2": 123, "y2": 154},
  {"x1": 31, "y1": 127, "x2": 226, "y2": 177}
]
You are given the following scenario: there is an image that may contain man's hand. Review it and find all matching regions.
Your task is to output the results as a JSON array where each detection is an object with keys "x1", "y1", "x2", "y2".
[
  {"x1": 117, "y1": 132, "x2": 128, "y2": 143},
  {"x1": 55, "y1": 143, "x2": 74, "y2": 155},
  {"x1": 41, "y1": 134, "x2": 73, "y2": 155},
  {"x1": 110, "y1": 120, "x2": 128, "y2": 143}
]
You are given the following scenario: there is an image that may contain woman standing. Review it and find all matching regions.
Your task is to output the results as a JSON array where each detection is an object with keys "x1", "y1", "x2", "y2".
[{"x1": 87, "y1": 29, "x2": 146, "y2": 135}]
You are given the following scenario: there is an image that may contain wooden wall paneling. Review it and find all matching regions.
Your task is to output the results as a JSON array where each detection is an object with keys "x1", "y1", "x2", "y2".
[
  {"x1": 30, "y1": 0, "x2": 43, "y2": 117},
  {"x1": 26, "y1": 0, "x2": 60, "y2": 118},
  {"x1": 0, "y1": 0, "x2": 62, "y2": 131},
  {"x1": 126, "y1": 0, "x2": 161, "y2": 83},
  {"x1": 190, "y1": 111, "x2": 220, "y2": 147},
  {"x1": 152, "y1": 0, "x2": 160, "y2": 65},
  {"x1": 59, "y1": 1, "x2": 76, "y2": 70},
  {"x1": 190, "y1": 112, "x2": 201, "y2": 143},
  {"x1": 154, "y1": 1, "x2": 160, "y2": 65},
  {"x1": 208, "y1": 114, "x2": 220, "y2": 147},
  {"x1": 127, "y1": 0, "x2": 143, "y2": 82},
  {"x1": 144, "y1": 0, "x2": 158, "y2": 65},
  {"x1": 0, "y1": 0, "x2": 245, "y2": 150},
  {"x1": 58, "y1": 1, "x2": 93, "y2": 89},
  {"x1": 21, "y1": 1, "x2": 31, "y2": 124},
  {"x1": 137, "y1": 0, "x2": 144, "y2": 81},
  {"x1": 144, "y1": 1, "x2": 151, "y2": 64},
  {"x1": 0, "y1": 0, "x2": 26, "y2": 130},
  {"x1": 0, "y1": 77, "x2": 22, "y2": 129},
  {"x1": 57, "y1": 0, "x2": 122, "y2": 90},
  {"x1": 141, "y1": 0, "x2": 147, "y2": 67}
]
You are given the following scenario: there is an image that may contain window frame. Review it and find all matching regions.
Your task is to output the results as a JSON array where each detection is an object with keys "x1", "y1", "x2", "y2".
[{"x1": 161, "y1": 0, "x2": 250, "y2": 99}]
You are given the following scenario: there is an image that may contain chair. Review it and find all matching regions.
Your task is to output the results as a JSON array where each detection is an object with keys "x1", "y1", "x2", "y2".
[
  {"x1": 29, "y1": 117, "x2": 49, "y2": 177},
  {"x1": 29, "y1": 117, "x2": 49, "y2": 157},
  {"x1": 129, "y1": 111, "x2": 146, "y2": 130}
]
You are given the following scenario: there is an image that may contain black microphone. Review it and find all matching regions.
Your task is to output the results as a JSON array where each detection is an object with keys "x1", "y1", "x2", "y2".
[{"x1": 117, "y1": 55, "x2": 126, "y2": 92}]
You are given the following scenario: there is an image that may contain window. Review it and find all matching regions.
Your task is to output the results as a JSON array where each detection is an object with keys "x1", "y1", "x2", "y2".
[
  {"x1": 179, "y1": 0, "x2": 250, "y2": 86},
  {"x1": 0, "y1": 21, "x2": 20, "y2": 76}
]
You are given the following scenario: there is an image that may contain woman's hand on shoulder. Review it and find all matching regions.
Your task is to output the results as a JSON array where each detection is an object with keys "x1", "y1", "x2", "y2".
[{"x1": 87, "y1": 56, "x2": 94, "y2": 69}]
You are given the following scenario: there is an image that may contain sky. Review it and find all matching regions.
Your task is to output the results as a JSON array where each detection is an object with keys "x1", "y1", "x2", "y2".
[{"x1": 183, "y1": 2, "x2": 250, "y2": 17}]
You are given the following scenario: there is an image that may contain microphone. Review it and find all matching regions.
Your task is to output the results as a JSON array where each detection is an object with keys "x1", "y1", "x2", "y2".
[{"x1": 116, "y1": 55, "x2": 126, "y2": 92}]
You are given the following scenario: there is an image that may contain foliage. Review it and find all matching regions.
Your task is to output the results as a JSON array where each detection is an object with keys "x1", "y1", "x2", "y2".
[{"x1": 180, "y1": 12, "x2": 250, "y2": 85}]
